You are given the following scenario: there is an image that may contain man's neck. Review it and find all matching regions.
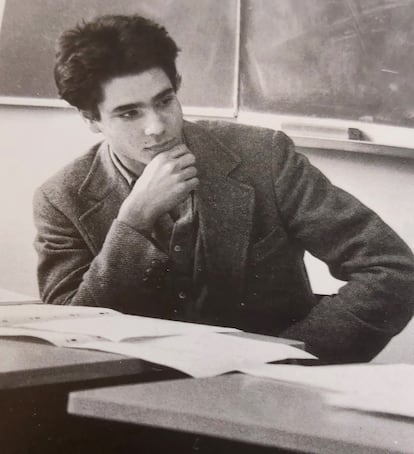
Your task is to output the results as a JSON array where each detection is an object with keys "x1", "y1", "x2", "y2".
[{"x1": 108, "y1": 146, "x2": 141, "y2": 186}]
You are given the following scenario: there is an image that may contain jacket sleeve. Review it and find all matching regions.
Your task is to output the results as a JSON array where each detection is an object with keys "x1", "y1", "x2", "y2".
[
  {"x1": 33, "y1": 187, "x2": 169, "y2": 314},
  {"x1": 272, "y1": 132, "x2": 414, "y2": 362}
]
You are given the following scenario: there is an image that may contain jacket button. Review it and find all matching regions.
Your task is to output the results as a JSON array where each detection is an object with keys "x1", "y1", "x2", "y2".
[
  {"x1": 240, "y1": 302, "x2": 246, "y2": 307},
  {"x1": 178, "y1": 291, "x2": 187, "y2": 300},
  {"x1": 173, "y1": 245, "x2": 182, "y2": 252}
]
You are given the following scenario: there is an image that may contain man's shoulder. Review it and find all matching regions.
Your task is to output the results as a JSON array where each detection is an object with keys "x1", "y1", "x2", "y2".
[
  {"x1": 35, "y1": 142, "x2": 102, "y2": 205},
  {"x1": 195, "y1": 119, "x2": 274, "y2": 141},
  {"x1": 194, "y1": 120, "x2": 293, "y2": 161}
]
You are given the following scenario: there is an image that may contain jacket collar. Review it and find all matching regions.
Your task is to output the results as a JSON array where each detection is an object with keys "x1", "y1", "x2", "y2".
[
  {"x1": 184, "y1": 121, "x2": 255, "y2": 302},
  {"x1": 78, "y1": 141, "x2": 130, "y2": 202},
  {"x1": 77, "y1": 142, "x2": 130, "y2": 253},
  {"x1": 183, "y1": 120, "x2": 241, "y2": 178}
]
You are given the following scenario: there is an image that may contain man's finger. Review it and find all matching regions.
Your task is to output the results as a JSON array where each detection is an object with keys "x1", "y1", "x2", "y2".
[
  {"x1": 165, "y1": 144, "x2": 190, "y2": 159},
  {"x1": 177, "y1": 153, "x2": 196, "y2": 169},
  {"x1": 180, "y1": 166, "x2": 197, "y2": 180}
]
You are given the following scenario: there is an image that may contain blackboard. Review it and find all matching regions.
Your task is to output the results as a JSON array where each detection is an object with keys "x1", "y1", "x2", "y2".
[
  {"x1": 240, "y1": 0, "x2": 414, "y2": 127},
  {"x1": 2, "y1": 0, "x2": 414, "y2": 128},
  {"x1": 0, "y1": 0, "x2": 238, "y2": 109}
]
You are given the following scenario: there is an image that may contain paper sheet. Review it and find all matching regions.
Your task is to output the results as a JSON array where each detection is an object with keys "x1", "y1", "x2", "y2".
[
  {"x1": 0, "y1": 304, "x2": 117, "y2": 326},
  {"x1": 0, "y1": 326, "x2": 99, "y2": 347},
  {"x1": 17, "y1": 314, "x2": 240, "y2": 342},
  {"x1": 328, "y1": 388, "x2": 414, "y2": 418},
  {"x1": 72, "y1": 332, "x2": 316, "y2": 377},
  {"x1": 243, "y1": 363, "x2": 414, "y2": 418}
]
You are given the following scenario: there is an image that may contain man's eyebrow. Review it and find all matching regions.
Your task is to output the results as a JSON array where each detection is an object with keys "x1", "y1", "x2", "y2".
[
  {"x1": 111, "y1": 102, "x2": 143, "y2": 114},
  {"x1": 153, "y1": 88, "x2": 175, "y2": 102},
  {"x1": 111, "y1": 88, "x2": 175, "y2": 114}
]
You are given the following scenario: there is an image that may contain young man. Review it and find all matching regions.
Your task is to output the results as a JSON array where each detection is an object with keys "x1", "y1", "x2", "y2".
[{"x1": 34, "y1": 14, "x2": 414, "y2": 363}]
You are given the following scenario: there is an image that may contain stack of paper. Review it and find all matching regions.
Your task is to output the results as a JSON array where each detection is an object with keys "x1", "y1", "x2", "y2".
[
  {"x1": 66, "y1": 332, "x2": 315, "y2": 377},
  {"x1": 243, "y1": 363, "x2": 414, "y2": 418},
  {"x1": 0, "y1": 304, "x2": 315, "y2": 377},
  {"x1": 0, "y1": 304, "x2": 117, "y2": 326}
]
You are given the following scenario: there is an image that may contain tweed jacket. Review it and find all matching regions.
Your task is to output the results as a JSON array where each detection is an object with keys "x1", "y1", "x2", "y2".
[{"x1": 33, "y1": 121, "x2": 414, "y2": 362}]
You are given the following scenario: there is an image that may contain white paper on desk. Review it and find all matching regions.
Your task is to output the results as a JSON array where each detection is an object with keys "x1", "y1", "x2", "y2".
[
  {"x1": 17, "y1": 314, "x2": 240, "y2": 342},
  {"x1": 71, "y1": 332, "x2": 316, "y2": 377},
  {"x1": 243, "y1": 363, "x2": 414, "y2": 418},
  {"x1": 328, "y1": 385, "x2": 414, "y2": 418},
  {"x1": 0, "y1": 304, "x2": 118, "y2": 326},
  {"x1": 0, "y1": 326, "x2": 99, "y2": 347}
]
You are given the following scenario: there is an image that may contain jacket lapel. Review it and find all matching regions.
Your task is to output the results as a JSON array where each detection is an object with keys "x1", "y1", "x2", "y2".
[
  {"x1": 184, "y1": 122, "x2": 255, "y2": 301},
  {"x1": 78, "y1": 142, "x2": 130, "y2": 253}
]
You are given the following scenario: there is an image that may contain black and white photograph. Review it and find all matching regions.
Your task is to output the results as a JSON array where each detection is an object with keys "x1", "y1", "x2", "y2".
[{"x1": 0, "y1": 1, "x2": 414, "y2": 452}]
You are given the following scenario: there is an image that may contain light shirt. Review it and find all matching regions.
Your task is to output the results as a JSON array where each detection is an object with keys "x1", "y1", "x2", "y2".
[{"x1": 109, "y1": 146, "x2": 137, "y2": 186}]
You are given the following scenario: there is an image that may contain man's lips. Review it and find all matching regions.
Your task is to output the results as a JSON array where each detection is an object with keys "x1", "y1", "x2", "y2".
[{"x1": 145, "y1": 138, "x2": 179, "y2": 152}]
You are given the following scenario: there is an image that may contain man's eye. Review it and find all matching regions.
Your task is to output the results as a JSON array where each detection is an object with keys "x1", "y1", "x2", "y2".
[
  {"x1": 158, "y1": 96, "x2": 175, "y2": 107},
  {"x1": 119, "y1": 110, "x2": 140, "y2": 119}
]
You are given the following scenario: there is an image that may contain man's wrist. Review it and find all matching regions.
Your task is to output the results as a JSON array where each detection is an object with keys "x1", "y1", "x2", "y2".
[{"x1": 117, "y1": 207, "x2": 156, "y2": 233}]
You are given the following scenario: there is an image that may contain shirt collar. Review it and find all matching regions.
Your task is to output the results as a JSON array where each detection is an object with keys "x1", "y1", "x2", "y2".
[{"x1": 108, "y1": 145, "x2": 139, "y2": 187}]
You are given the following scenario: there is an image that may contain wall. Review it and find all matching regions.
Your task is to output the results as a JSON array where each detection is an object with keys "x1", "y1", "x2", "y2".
[
  {"x1": 0, "y1": 105, "x2": 98, "y2": 295},
  {"x1": 1, "y1": 104, "x2": 414, "y2": 362}
]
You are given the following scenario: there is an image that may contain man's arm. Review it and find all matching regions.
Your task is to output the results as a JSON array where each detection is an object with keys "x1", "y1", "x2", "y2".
[
  {"x1": 33, "y1": 145, "x2": 198, "y2": 313},
  {"x1": 272, "y1": 132, "x2": 414, "y2": 362},
  {"x1": 33, "y1": 189, "x2": 169, "y2": 312}
]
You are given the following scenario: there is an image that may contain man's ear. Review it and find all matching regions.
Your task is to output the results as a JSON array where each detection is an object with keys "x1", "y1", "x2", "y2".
[
  {"x1": 175, "y1": 73, "x2": 182, "y2": 92},
  {"x1": 80, "y1": 110, "x2": 101, "y2": 133}
]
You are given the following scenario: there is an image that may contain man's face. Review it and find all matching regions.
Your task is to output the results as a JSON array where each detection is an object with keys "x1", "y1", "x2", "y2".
[{"x1": 90, "y1": 67, "x2": 184, "y2": 176}]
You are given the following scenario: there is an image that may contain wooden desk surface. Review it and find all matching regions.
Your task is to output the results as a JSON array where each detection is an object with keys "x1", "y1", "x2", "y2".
[
  {"x1": 0, "y1": 339, "x2": 156, "y2": 389},
  {"x1": 68, "y1": 374, "x2": 414, "y2": 454}
]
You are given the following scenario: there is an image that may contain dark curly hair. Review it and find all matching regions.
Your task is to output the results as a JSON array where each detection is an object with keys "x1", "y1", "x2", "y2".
[{"x1": 54, "y1": 14, "x2": 181, "y2": 118}]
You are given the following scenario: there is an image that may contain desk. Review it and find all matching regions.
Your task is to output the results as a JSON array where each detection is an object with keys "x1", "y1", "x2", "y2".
[
  {"x1": 0, "y1": 339, "x2": 160, "y2": 389},
  {"x1": 0, "y1": 332, "x2": 302, "y2": 389},
  {"x1": 0, "y1": 332, "x2": 302, "y2": 453},
  {"x1": 68, "y1": 374, "x2": 414, "y2": 454},
  {"x1": 0, "y1": 340, "x2": 177, "y2": 453}
]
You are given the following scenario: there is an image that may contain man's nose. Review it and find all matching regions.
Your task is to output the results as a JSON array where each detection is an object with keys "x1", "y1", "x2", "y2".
[{"x1": 144, "y1": 110, "x2": 165, "y2": 137}]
